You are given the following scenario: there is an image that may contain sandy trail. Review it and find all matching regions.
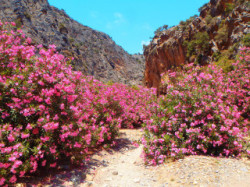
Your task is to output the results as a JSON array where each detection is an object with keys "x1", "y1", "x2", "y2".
[
  {"x1": 22, "y1": 129, "x2": 250, "y2": 187},
  {"x1": 85, "y1": 129, "x2": 250, "y2": 187},
  {"x1": 88, "y1": 129, "x2": 160, "y2": 187}
]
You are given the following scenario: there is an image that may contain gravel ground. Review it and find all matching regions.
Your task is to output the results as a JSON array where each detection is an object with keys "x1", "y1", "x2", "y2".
[
  {"x1": 157, "y1": 156, "x2": 250, "y2": 187},
  {"x1": 83, "y1": 129, "x2": 250, "y2": 187},
  {"x1": 18, "y1": 129, "x2": 250, "y2": 187}
]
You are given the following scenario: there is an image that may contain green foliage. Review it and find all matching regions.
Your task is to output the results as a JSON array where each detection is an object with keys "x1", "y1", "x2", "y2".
[
  {"x1": 184, "y1": 40, "x2": 196, "y2": 58},
  {"x1": 74, "y1": 42, "x2": 81, "y2": 49},
  {"x1": 198, "y1": 3, "x2": 208, "y2": 12},
  {"x1": 215, "y1": 24, "x2": 228, "y2": 44},
  {"x1": 58, "y1": 22, "x2": 66, "y2": 32},
  {"x1": 105, "y1": 80, "x2": 114, "y2": 86},
  {"x1": 131, "y1": 85, "x2": 139, "y2": 90},
  {"x1": 228, "y1": 42, "x2": 240, "y2": 54},
  {"x1": 23, "y1": 12, "x2": 31, "y2": 20},
  {"x1": 205, "y1": 15, "x2": 213, "y2": 25},
  {"x1": 179, "y1": 21, "x2": 188, "y2": 31},
  {"x1": 212, "y1": 47, "x2": 239, "y2": 73},
  {"x1": 205, "y1": 14, "x2": 217, "y2": 28},
  {"x1": 194, "y1": 32, "x2": 210, "y2": 53},
  {"x1": 212, "y1": 51, "x2": 221, "y2": 62},
  {"x1": 225, "y1": 3, "x2": 235, "y2": 15},
  {"x1": 154, "y1": 25, "x2": 168, "y2": 35},
  {"x1": 69, "y1": 37, "x2": 75, "y2": 43},
  {"x1": 195, "y1": 53, "x2": 203, "y2": 65},
  {"x1": 242, "y1": 33, "x2": 250, "y2": 47},
  {"x1": 214, "y1": 50, "x2": 234, "y2": 73},
  {"x1": 238, "y1": 0, "x2": 247, "y2": 4},
  {"x1": 179, "y1": 15, "x2": 198, "y2": 31},
  {"x1": 179, "y1": 21, "x2": 186, "y2": 26},
  {"x1": 143, "y1": 48, "x2": 249, "y2": 165},
  {"x1": 15, "y1": 18, "x2": 22, "y2": 28},
  {"x1": 184, "y1": 32, "x2": 210, "y2": 58}
]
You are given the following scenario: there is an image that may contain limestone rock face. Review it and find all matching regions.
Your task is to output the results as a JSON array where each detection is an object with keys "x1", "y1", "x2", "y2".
[
  {"x1": 144, "y1": 0, "x2": 249, "y2": 89},
  {"x1": 0, "y1": 0, "x2": 144, "y2": 85}
]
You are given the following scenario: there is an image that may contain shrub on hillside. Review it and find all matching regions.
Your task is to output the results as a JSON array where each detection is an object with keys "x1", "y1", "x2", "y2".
[
  {"x1": 215, "y1": 24, "x2": 229, "y2": 45},
  {"x1": 154, "y1": 25, "x2": 168, "y2": 36},
  {"x1": 179, "y1": 15, "x2": 198, "y2": 31},
  {"x1": 142, "y1": 47, "x2": 250, "y2": 165},
  {"x1": 225, "y1": 3, "x2": 235, "y2": 15},
  {"x1": 184, "y1": 32, "x2": 210, "y2": 58},
  {"x1": 242, "y1": 33, "x2": 250, "y2": 47},
  {"x1": 198, "y1": 3, "x2": 208, "y2": 13}
]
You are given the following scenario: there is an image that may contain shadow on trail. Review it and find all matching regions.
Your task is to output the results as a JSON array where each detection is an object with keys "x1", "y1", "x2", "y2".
[
  {"x1": 19, "y1": 130, "x2": 139, "y2": 186},
  {"x1": 86, "y1": 132, "x2": 138, "y2": 168}
]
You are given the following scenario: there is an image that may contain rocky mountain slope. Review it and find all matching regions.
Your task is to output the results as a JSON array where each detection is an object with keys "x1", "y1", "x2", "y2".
[
  {"x1": 0, "y1": 0, "x2": 144, "y2": 85},
  {"x1": 144, "y1": 0, "x2": 249, "y2": 89}
]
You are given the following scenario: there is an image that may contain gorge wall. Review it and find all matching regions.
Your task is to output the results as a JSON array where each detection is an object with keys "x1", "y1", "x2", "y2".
[
  {"x1": 0, "y1": 0, "x2": 144, "y2": 85},
  {"x1": 144, "y1": 0, "x2": 249, "y2": 89}
]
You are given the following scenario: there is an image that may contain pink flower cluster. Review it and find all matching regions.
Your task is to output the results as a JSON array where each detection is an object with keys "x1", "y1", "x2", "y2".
[
  {"x1": 142, "y1": 47, "x2": 250, "y2": 165},
  {"x1": 0, "y1": 22, "x2": 156, "y2": 185}
]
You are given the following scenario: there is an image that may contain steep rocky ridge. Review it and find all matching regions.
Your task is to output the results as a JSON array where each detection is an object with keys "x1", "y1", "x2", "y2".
[
  {"x1": 0, "y1": 0, "x2": 144, "y2": 85},
  {"x1": 144, "y1": 0, "x2": 249, "y2": 89}
]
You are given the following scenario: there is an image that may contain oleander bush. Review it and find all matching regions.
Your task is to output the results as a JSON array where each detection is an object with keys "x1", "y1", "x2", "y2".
[
  {"x1": 0, "y1": 20, "x2": 249, "y2": 185},
  {"x1": 142, "y1": 47, "x2": 250, "y2": 165},
  {"x1": 0, "y1": 21, "x2": 156, "y2": 185}
]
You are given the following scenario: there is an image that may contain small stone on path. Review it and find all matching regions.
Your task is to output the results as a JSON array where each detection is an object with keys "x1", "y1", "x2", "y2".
[
  {"x1": 133, "y1": 178, "x2": 140, "y2": 183},
  {"x1": 86, "y1": 174, "x2": 94, "y2": 181},
  {"x1": 105, "y1": 177, "x2": 112, "y2": 181},
  {"x1": 193, "y1": 180, "x2": 198, "y2": 185}
]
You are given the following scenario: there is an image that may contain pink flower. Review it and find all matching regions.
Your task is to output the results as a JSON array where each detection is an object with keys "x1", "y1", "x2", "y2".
[
  {"x1": 232, "y1": 127, "x2": 240, "y2": 135},
  {"x1": 74, "y1": 142, "x2": 82, "y2": 148},
  {"x1": 0, "y1": 178, "x2": 5, "y2": 185},
  {"x1": 26, "y1": 123, "x2": 32, "y2": 130},
  {"x1": 9, "y1": 175, "x2": 17, "y2": 183},
  {"x1": 60, "y1": 103, "x2": 65, "y2": 110},
  {"x1": 13, "y1": 160, "x2": 22, "y2": 169},
  {"x1": 8, "y1": 134, "x2": 15, "y2": 142},
  {"x1": 19, "y1": 171, "x2": 26, "y2": 177},
  {"x1": 21, "y1": 133, "x2": 30, "y2": 139},
  {"x1": 50, "y1": 147, "x2": 56, "y2": 154},
  {"x1": 196, "y1": 110, "x2": 202, "y2": 115},
  {"x1": 41, "y1": 136, "x2": 50, "y2": 142},
  {"x1": 207, "y1": 114, "x2": 213, "y2": 120},
  {"x1": 38, "y1": 80, "x2": 44, "y2": 86},
  {"x1": 32, "y1": 128, "x2": 39, "y2": 135},
  {"x1": 50, "y1": 162, "x2": 57, "y2": 168},
  {"x1": 26, "y1": 37, "x2": 32, "y2": 44},
  {"x1": 42, "y1": 160, "x2": 47, "y2": 166}
]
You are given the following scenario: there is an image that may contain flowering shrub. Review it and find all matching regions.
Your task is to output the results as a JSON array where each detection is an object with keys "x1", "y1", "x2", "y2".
[
  {"x1": 103, "y1": 83, "x2": 157, "y2": 128},
  {"x1": 1, "y1": 20, "x2": 248, "y2": 185},
  {"x1": 142, "y1": 47, "x2": 250, "y2": 165},
  {"x1": 0, "y1": 21, "x2": 156, "y2": 185}
]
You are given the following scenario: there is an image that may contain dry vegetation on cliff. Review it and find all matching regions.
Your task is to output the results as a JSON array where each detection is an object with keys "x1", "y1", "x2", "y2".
[
  {"x1": 0, "y1": 0, "x2": 145, "y2": 85},
  {"x1": 0, "y1": 0, "x2": 249, "y2": 186},
  {"x1": 144, "y1": 0, "x2": 250, "y2": 89}
]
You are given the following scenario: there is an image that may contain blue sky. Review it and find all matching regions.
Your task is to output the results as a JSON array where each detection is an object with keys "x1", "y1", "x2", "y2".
[{"x1": 48, "y1": 0, "x2": 209, "y2": 54}]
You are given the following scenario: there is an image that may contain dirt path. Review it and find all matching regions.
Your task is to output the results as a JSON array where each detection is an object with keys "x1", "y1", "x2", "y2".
[
  {"x1": 90, "y1": 130, "x2": 159, "y2": 187},
  {"x1": 81, "y1": 129, "x2": 250, "y2": 187},
  {"x1": 22, "y1": 129, "x2": 250, "y2": 187}
]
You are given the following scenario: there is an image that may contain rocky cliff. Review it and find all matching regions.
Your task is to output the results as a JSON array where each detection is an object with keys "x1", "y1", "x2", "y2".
[
  {"x1": 0, "y1": 0, "x2": 144, "y2": 85},
  {"x1": 144, "y1": 0, "x2": 249, "y2": 89}
]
